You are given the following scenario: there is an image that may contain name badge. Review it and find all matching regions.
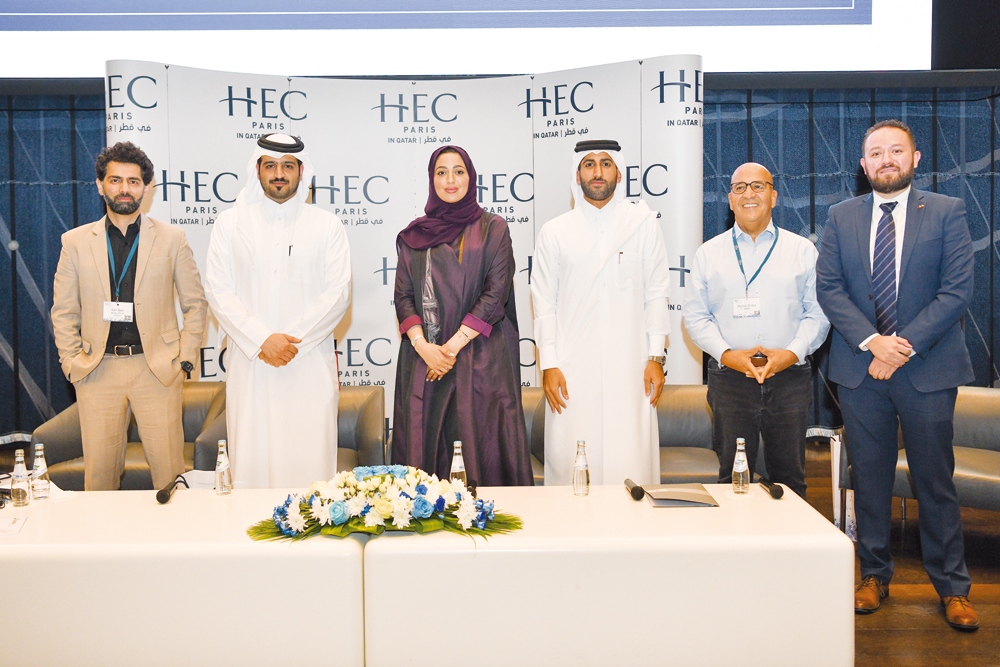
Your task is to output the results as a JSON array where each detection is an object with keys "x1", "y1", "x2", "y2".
[
  {"x1": 732, "y1": 297, "x2": 761, "y2": 318},
  {"x1": 103, "y1": 301, "x2": 134, "y2": 323}
]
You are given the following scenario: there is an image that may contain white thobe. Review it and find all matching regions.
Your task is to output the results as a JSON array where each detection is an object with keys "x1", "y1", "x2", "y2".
[
  {"x1": 205, "y1": 196, "x2": 351, "y2": 488},
  {"x1": 531, "y1": 198, "x2": 670, "y2": 486}
]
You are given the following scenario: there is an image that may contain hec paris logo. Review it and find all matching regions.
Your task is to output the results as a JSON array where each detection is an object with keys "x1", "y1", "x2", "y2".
[
  {"x1": 160, "y1": 169, "x2": 239, "y2": 203},
  {"x1": 108, "y1": 75, "x2": 158, "y2": 109},
  {"x1": 476, "y1": 173, "x2": 533, "y2": 204},
  {"x1": 219, "y1": 86, "x2": 307, "y2": 120},
  {"x1": 520, "y1": 82, "x2": 593, "y2": 118},
  {"x1": 372, "y1": 93, "x2": 457, "y2": 123},
  {"x1": 651, "y1": 70, "x2": 703, "y2": 104},
  {"x1": 311, "y1": 175, "x2": 389, "y2": 206}
]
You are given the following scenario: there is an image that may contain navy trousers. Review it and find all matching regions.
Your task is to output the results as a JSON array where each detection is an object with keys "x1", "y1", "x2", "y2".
[
  {"x1": 839, "y1": 368, "x2": 971, "y2": 597},
  {"x1": 707, "y1": 362, "x2": 812, "y2": 499}
]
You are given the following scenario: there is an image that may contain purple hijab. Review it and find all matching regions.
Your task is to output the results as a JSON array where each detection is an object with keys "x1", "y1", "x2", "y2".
[{"x1": 398, "y1": 145, "x2": 485, "y2": 250}]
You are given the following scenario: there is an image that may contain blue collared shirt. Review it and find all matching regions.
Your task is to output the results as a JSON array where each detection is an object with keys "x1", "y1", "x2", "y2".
[{"x1": 683, "y1": 220, "x2": 830, "y2": 365}]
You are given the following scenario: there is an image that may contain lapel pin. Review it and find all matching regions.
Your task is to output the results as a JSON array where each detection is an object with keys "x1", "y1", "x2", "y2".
[{"x1": 917, "y1": 204, "x2": 925, "y2": 209}]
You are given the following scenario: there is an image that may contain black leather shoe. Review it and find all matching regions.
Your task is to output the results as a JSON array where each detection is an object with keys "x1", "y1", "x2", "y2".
[{"x1": 855, "y1": 575, "x2": 889, "y2": 614}]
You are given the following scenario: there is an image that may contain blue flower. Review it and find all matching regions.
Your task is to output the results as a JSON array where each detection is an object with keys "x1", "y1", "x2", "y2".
[
  {"x1": 329, "y1": 501, "x2": 350, "y2": 526},
  {"x1": 360, "y1": 505, "x2": 371, "y2": 516},
  {"x1": 400, "y1": 491, "x2": 411, "y2": 500},
  {"x1": 415, "y1": 483, "x2": 428, "y2": 496},
  {"x1": 434, "y1": 496, "x2": 446, "y2": 512},
  {"x1": 412, "y1": 496, "x2": 434, "y2": 519},
  {"x1": 373, "y1": 465, "x2": 390, "y2": 476},
  {"x1": 390, "y1": 465, "x2": 409, "y2": 478},
  {"x1": 354, "y1": 466, "x2": 372, "y2": 480}
]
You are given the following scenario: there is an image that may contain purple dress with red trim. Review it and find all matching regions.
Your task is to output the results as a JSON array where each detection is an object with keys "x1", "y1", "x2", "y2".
[{"x1": 391, "y1": 211, "x2": 533, "y2": 485}]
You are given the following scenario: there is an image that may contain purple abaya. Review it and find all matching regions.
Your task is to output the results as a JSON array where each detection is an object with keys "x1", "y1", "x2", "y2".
[{"x1": 391, "y1": 212, "x2": 533, "y2": 486}]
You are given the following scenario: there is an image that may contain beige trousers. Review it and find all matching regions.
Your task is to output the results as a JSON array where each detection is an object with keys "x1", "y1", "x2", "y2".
[{"x1": 74, "y1": 354, "x2": 185, "y2": 490}]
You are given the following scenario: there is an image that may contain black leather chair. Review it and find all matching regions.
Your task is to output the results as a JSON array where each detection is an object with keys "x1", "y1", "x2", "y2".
[{"x1": 30, "y1": 383, "x2": 386, "y2": 491}]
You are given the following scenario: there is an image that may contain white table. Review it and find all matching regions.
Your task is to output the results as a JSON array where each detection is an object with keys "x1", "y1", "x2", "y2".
[
  {"x1": 364, "y1": 484, "x2": 855, "y2": 667},
  {"x1": 0, "y1": 489, "x2": 365, "y2": 667}
]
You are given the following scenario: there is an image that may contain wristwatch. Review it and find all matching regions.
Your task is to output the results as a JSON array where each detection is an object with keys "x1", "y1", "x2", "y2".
[
  {"x1": 648, "y1": 355, "x2": 666, "y2": 366},
  {"x1": 181, "y1": 361, "x2": 194, "y2": 374}
]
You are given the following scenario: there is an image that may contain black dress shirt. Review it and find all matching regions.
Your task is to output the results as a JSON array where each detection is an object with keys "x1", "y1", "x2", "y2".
[{"x1": 105, "y1": 216, "x2": 143, "y2": 352}]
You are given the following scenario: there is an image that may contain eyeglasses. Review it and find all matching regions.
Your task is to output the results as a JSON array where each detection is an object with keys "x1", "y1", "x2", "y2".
[{"x1": 730, "y1": 181, "x2": 773, "y2": 194}]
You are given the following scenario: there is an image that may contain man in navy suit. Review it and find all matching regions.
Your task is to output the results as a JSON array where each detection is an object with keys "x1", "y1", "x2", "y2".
[{"x1": 816, "y1": 119, "x2": 978, "y2": 630}]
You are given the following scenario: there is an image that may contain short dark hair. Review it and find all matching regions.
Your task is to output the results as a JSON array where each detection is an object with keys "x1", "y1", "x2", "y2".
[
  {"x1": 863, "y1": 119, "x2": 917, "y2": 153},
  {"x1": 95, "y1": 142, "x2": 154, "y2": 184}
]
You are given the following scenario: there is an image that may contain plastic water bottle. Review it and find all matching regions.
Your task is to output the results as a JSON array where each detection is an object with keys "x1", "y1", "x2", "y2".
[
  {"x1": 11, "y1": 449, "x2": 31, "y2": 507},
  {"x1": 450, "y1": 441, "x2": 467, "y2": 485},
  {"x1": 214, "y1": 440, "x2": 232, "y2": 495},
  {"x1": 31, "y1": 443, "x2": 50, "y2": 501},
  {"x1": 732, "y1": 438, "x2": 750, "y2": 494},
  {"x1": 572, "y1": 440, "x2": 590, "y2": 497}
]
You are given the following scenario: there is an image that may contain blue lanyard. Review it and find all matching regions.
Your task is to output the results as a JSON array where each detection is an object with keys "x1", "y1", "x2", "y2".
[
  {"x1": 107, "y1": 231, "x2": 140, "y2": 302},
  {"x1": 732, "y1": 225, "x2": 778, "y2": 296}
]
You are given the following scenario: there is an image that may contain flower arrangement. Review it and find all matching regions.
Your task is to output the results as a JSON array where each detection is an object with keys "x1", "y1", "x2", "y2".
[{"x1": 247, "y1": 465, "x2": 522, "y2": 541}]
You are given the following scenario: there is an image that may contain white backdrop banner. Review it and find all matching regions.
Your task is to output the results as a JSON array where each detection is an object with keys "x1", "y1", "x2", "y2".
[{"x1": 104, "y1": 55, "x2": 703, "y2": 432}]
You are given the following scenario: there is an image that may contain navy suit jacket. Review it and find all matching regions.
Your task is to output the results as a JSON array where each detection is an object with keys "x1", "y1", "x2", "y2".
[{"x1": 816, "y1": 187, "x2": 974, "y2": 392}]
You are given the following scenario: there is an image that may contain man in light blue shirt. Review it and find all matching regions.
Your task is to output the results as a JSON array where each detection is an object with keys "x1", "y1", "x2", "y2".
[{"x1": 684, "y1": 162, "x2": 829, "y2": 498}]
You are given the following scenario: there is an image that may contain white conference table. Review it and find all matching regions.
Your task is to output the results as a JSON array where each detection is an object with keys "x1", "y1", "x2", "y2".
[
  {"x1": 364, "y1": 484, "x2": 855, "y2": 667},
  {"x1": 0, "y1": 489, "x2": 365, "y2": 667}
]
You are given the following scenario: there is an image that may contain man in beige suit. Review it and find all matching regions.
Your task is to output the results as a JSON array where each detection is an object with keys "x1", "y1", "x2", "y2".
[{"x1": 51, "y1": 142, "x2": 207, "y2": 490}]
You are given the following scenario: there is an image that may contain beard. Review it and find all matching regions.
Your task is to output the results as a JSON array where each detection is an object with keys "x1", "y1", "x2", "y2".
[
  {"x1": 261, "y1": 177, "x2": 299, "y2": 202},
  {"x1": 868, "y1": 164, "x2": 914, "y2": 194},
  {"x1": 104, "y1": 192, "x2": 142, "y2": 215},
  {"x1": 580, "y1": 177, "x2": 616, "y2": 202}
]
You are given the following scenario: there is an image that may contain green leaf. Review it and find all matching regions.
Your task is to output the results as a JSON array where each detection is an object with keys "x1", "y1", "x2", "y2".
[
  {"x1": 412, "y1": 517, "x2": 444, "y2": 534},
  {"x1": 321, "y1": 523, "x2": 353, "y2": 538}
]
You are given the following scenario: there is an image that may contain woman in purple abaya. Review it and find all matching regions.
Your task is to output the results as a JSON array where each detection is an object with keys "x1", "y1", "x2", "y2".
[{"x1": 391, "y1": 146, "x2": 533, "y2": 486}]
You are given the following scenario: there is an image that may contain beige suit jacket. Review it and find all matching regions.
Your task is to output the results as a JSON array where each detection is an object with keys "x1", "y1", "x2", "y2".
[{"x1": 51, "y1": 214, "x2": 208, "y2": 385}]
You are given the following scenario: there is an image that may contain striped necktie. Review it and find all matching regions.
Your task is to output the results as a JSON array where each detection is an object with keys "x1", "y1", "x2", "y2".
[{"x1": 873, "y1": 201, "x2": 898, "y2": 336}]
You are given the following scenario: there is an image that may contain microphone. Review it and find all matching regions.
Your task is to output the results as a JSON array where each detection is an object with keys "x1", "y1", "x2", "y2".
[
  {"x1": 624, "y1": 478, "x2": 645, "y2": 501},
  {"x1": 758, "y1": 477, "x2": 784, "y2": 499},
  {"x1": 156, "y1": 474, "x2": 189, "y2": 504}
]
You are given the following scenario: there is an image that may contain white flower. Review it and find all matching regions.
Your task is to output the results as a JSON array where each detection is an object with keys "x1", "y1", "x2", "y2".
[
  {"x1": 364, "y1": 511, "x2": 385, "y2": 527},
  {"x1": 311, "y1": 496, "x2": 332, "y2": 526},
  {"x1": 347, "y1": 494, "x2": 368, "y2": 517},
  {"x1": 455, "y1": 497, "x2": 477, "y2": 530},
  {"x1": 391, "y1": 496, "x2": 412, "y2": 518},
  {"x1": 373, "y1": 497, "x2": 394, "y2": 519},
  {"x1": 307, "y1": 480, "x2": 328, "y2": 497},
  {"x1": 287, "y1": 503, "x2": 308, "y2": 533},
  {"x1": 391, "y1": 508, "x2": 412, "y2": 528},
  {"x1": 323, "y1": 485, "x2": 347, "y2": 502}
]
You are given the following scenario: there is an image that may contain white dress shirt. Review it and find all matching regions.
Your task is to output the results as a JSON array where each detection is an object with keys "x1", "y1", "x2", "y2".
[{"x1": 684, "y1": 220, "x2": 830, "y2": 365}]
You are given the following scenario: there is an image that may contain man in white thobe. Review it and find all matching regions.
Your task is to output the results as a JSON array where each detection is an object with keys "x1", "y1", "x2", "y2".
[
  {"x1": 205, "y1": 134, "x2": 351, "y2": 488},
  {"x1": 531, "y1": 140, "x2": 671, "y2": 486}
]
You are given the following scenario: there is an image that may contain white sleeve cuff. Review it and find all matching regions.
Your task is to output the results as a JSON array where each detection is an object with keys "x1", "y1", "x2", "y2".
[{"x1": 859, "y1": 333, "x2": 878, "y2": 351}]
